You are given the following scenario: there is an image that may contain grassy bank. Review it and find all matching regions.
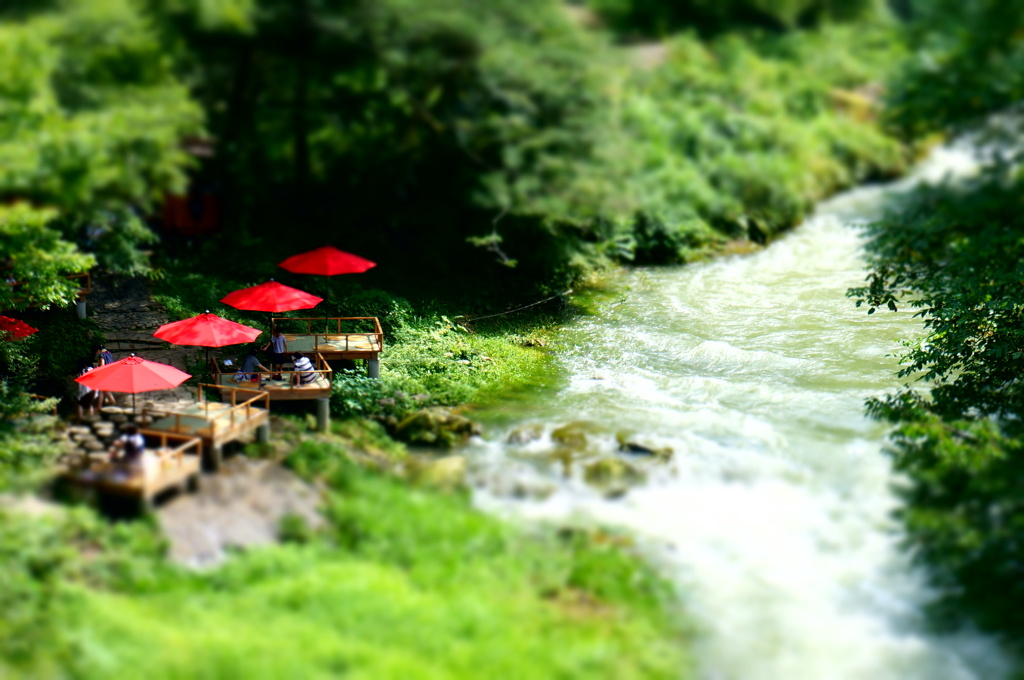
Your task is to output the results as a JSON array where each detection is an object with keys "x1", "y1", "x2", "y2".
[{"x1": 1, "y1": 424, "x2": 691, "y2": 679}]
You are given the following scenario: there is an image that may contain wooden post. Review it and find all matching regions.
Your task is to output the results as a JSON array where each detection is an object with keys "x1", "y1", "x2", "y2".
[
  {"x1": 209, "y1": 443, "x2": 223, "y2": 471},
  {"x1": 257, "y1": 422, "x2": 270, "y2": 444},
  {"x1": 316, "y1": 397, "x2": 330, "y2": 432},
  {"x1": 367, "y1": 359, "x2": 380, "y2": 379}
]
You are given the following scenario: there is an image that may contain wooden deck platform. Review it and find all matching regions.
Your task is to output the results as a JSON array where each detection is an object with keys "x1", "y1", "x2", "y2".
[
  {"x1": 144, "y1": 384, "x2": 270, "y2": 466},
  {"x1": 57, "y1": 430, "x2": 202, "y2": 510},
  {"x1": 210, "y1": 353, "x2": 333, "y2": 401},
  {"x1": 271, "y1": 317, "x2": 383, "y2": 362}
]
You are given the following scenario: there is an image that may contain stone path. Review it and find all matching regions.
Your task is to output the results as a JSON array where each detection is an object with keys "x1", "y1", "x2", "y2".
[{"x1": 87, "y1": 275, "x2": 202, "y2": 410}]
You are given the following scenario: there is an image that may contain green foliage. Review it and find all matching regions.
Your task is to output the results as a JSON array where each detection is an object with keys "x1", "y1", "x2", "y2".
[
  {"x1": 881, "y1": 415, "x2": 1024, "y2": 635},
  {"x1": 619, "y1": 25, "x2": 909, "y2": 251},
  {"x1": 380, "y1": 314, "x2": 557, "y2": 408},
  {"x1": 589, "y1": 0, "x2": 887, "y2": 37},
  {"x1": 851, "y1": 4, "x2": 1024, "y2": 641},
  {"x1": 0, "y1": 507, "x2": 168, "y2": 674},
  {"x1": 852, "y1": 173, "x2": 1024, "y2": 421},
  {"x1": 0, "y1": 308, "x2": 94, "y2": 414},
  {"x1": 331, "y1": 369, "x2": 397, "y2": 420},
  {"x1": 0, "y1": 205, "x2": 92, "y2": 311},
  {"x1": 155, "y1": 0, "x2": 909, "y2": 288},
  {"x1": 0, "y1": 0, "x2": 201, "y2": 295},
  {"x1": 851, "y1": 163, "x2": 1024, "y2": 642},
  {"x1": 886, "y1": 0, "x2": 1024, "y2": 137}
]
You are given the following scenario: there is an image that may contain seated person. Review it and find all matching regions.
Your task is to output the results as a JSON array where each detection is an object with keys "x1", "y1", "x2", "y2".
[
  {"x1": 235, "y1": 346, "x2": 270, "y2": 382},
  {"x1": 291, "y1": 352, "x2": 318, "y2": 385},
  {"x1": 111, "y1": 423, "x2": 145, "y2": 456},
  {"x1": 110, "y1": 424, "x2": 145, "y2": 475},
  {"x1": 114, "y1": 439, "x2": 143, "y2": 476}
]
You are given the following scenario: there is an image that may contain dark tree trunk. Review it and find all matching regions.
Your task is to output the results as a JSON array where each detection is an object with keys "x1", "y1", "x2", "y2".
[{"x1": 292, "y1": 0, "x2": 312, "y2": 222}]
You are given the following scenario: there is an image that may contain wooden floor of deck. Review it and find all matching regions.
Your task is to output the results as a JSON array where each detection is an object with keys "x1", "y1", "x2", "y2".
[
  {"x1": 284, "y1": 333, "x2": 381, "y2": 359},
  {"x1": 148, "y1": 407, "x2": 269, "y2": 446},
  {"x1": 59, "y1": 451, "x2": 201, "y2": 504}
]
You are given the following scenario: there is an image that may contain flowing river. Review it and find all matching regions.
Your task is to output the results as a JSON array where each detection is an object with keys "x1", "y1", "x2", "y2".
[{"x1": 465, "y1": 145, "x2": 1009, "y2": 680}]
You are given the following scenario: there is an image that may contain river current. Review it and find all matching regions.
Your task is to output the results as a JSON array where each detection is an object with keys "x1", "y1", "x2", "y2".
[{"x1": 465, "y1": 146, "x2": 1009, "y2": 679}]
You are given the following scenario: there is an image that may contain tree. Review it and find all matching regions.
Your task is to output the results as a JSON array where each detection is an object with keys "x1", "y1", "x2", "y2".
[
  {"x1": 0, "y1": 0, "x2": 202, "y2": 310},
  {"x1": 850, "y1": 0, "x2": 1024, "y2": 642}
]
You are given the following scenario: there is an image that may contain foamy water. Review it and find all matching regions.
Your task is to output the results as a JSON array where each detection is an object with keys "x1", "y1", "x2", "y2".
[{"x1": 466, "y1": 145, "x2": 1008, "y2": 679}]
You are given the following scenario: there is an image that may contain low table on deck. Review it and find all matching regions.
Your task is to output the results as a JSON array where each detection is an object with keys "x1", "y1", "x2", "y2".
[{"x1": 211, "y1": 354, "x2": 333, "y2": 401}]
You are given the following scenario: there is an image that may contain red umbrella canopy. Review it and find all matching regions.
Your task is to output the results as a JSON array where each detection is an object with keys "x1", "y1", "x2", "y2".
[
  {"x1": 220, "y1": 281, "x2": 323, "y2": 313},
  {"x1": 75, "y1": 354, "x2": 191, "y2": 394},
  {"x1": 154, "y1": 312, "x2": 261, "y2": 347},
  {"x1": 278, "y1": 246, "x2": 376, "y2": 276},
  {"x1": 0, "y1": 315, "x2": 38, "y2": 340}
]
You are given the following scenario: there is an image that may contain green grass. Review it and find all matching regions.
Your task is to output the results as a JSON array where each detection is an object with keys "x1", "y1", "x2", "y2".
[{"x1": 1, "y1": 449, "x2": 691, "y2": 679}]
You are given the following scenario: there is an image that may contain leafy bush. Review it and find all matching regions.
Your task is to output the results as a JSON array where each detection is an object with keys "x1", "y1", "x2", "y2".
[
  {"x1": 851, "y1": 166, "x2": 1024, "y2": 644},
  {"x1": 330, "y1": 370, "x2": 400, "y2": 420}
]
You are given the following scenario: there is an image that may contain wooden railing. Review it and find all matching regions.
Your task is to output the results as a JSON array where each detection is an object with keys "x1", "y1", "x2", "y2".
[
  {"x1": 278, "y1": 352, "x2": 333, "y2": 386},
  {"x1": 271, "y1": 316, "x2": 383, "y2": 354},
  {"x1": 199, "y1": 383, "x2": 270, "y2": 428},
  {"x1": 143, "y1": 383, "x2": 268, "y2": 437},
  {"x1": 26, "y1": 393, "x2": 59, "y2": 417},
  {"x1": 138, "y1": 430, "x2": 203, "y2": 465}
]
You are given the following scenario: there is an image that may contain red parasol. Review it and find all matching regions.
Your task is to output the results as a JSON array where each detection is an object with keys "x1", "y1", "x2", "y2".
[
  {"x1": 278, "y1": 246, "x2": 376, "y2": 276},
  {"x1": 220, "y1": 280, "x2": 323, "y2": 313},
  {"x1": 75, "y1": 354, "x2": 191, "y2": 412},
  {"x1": 0, "y1": 316, "x2": 38, "y2": 340},
  {"x1": 154, "y1": 312, "x2": 261, "y2": 347}
]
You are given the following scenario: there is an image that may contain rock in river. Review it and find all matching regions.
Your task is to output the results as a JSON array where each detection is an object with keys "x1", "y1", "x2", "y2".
[{"x1": 393, "y1": 407, "x2": 481, "y2": 448}]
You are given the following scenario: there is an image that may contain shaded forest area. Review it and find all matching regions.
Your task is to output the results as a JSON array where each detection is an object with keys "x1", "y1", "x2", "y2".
[{"x1": 2, "y1": 0, "x2": 909, "y2": 307}]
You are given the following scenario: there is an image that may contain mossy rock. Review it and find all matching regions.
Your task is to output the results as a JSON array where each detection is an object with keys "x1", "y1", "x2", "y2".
[
  {"x1": 407, "y1": 455, "x2": 467, "y2": 491},
  {"x1": 551, "y1": 422, "x2": 591, "y2": 451},
  {"x1": 506, "y1": 423, "x2": 544, "y2": 446},
  {"x1": 583, "y1": 458, "x2": 645, "y2": 496},
  {"x1": 615, "y1": 432, "x2": 674, "y2": 462},
  {"x1": 394, "y1": 407, "x2": 481, "y2": 448}
]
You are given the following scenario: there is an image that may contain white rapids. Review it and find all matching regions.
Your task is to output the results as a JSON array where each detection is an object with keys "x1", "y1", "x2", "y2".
[{"x1": 465, "y1": 144, "x2": 1009, "y2": 680}]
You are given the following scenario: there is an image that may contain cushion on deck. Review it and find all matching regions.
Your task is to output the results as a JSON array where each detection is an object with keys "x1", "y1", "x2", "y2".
[{"x1": 284, "y1": 335, "x2": 316, "y2": 352}]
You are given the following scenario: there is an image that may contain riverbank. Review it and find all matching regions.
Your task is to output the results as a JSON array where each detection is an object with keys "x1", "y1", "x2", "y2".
[
  {"x1": 460, "y1": 145, "x2": 1009, "y2": 679},
  {"x1": 0, "y1": 412, "x2": 694, "y2": 678}
]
